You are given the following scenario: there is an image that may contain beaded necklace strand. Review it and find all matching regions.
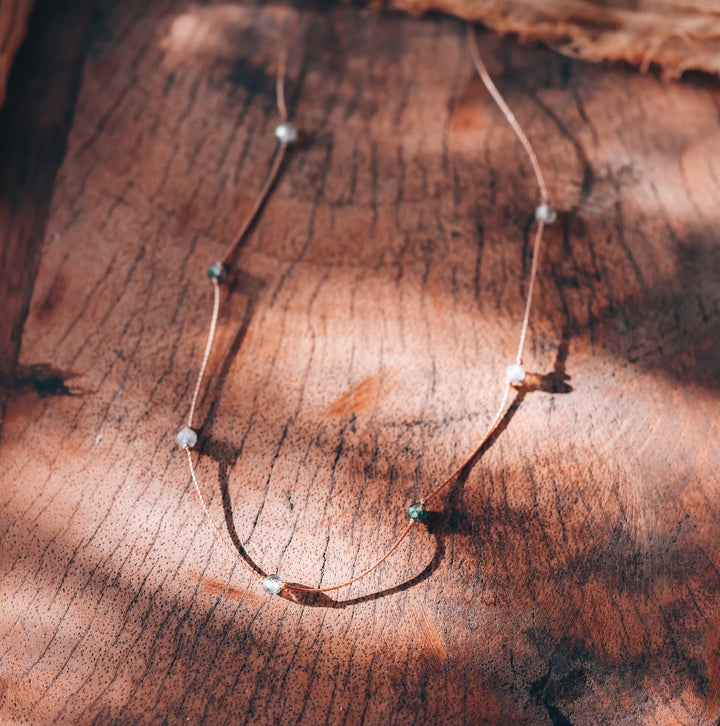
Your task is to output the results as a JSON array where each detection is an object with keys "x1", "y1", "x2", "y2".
[{"x1": 176, "y1": 24, "x2": 558, "y2": 597}]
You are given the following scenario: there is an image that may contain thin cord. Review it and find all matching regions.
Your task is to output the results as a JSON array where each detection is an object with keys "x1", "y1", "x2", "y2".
[
  {"x1": 189, "y1": 40, "x2": 294, "y2": 426},
  {"x1": 467, "y1": 25, "x2": 549, "y2": 366},
  {"x1": 218, "y1": 31, "x2": 294, "y2": 264},
  {"x1": 181, "y1": 40, "x2": 296, "y2": 584},
  {"x1": 182, "y1": 25, "x2": 554, "y2": 596},
  {"x1": 219, "y1": 144, "x2": 288, "y2": 265},
  {"x1": 186, "y1": 447, "x2": 263, "y2": 581},
  {"x1": 422, "y1": 382, "x2": 513, "y2": 506},
  {"x1": 515, "y1": 221, "x2": 545, "y2": 365},
  {"x1": 276, "y1": 42, "x2": 289, "y2": 123},
  {"x1": 187, "y1": 280, "x2": 220, "y2": 429},
  {"x1": 284, "y1": 522, "x2": 417, "y2": 594},
  {"x1": 467, "y1": 26, "x2": 548, "y2": 204}
]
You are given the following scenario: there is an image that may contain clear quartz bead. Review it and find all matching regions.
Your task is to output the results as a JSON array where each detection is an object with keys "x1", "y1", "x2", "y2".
[
  {"x1": 535, "y1": 204, "x2": 557, "y2": 224},
  {"x1": 275, "y1": 122, "x2": 298, "y2": 144},
  {"x1": 177, "y1": 427, "x2": 198, "y2": 448},
  {"x1": 262, "y1": 574, "x2": 284, "y2": 595},
  {"x1": 505, "y1": 363, "x2": 526, "y2": 384}
]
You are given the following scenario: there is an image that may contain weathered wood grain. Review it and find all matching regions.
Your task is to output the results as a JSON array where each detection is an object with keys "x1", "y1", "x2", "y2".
[{"x1": 1, "y1": 0, "x2": 719, "y2": 724}]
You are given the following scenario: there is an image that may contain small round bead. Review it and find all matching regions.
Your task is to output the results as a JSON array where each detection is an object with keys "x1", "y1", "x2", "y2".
[
  {"x1": 262, "y1": 574, "x2": 284, "y2": 595},
  {"x1": 408, "y1": 502, "x2": 427, "y2": 523},
  {"x1": 177, "y1": 427, "x2": 198, "y2": 448},
  {"x1": 275, "y1": 122, "x2": 298, "y2": 145},
  {"x1": 535, "y1": 204, "x2": 557, "y2": 225},
  {"x1": 207, "y1": 262, "x2": 227, "y2": 282},
  {"x1": 505, "y1": 363, "x2": 526, "y2": 384}
]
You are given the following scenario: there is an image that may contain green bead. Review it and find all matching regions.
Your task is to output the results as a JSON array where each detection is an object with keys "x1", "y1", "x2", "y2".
[
  {"x1": 408, "y1": 502, "x2": 427, "y2": 523},
  {"x1": 207, "y1": 262, "x2": 227, "y2": 281}
]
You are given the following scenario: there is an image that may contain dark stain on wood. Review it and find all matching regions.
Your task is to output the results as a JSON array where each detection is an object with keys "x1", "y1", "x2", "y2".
[
  {"x1": 0, "y1": 363, "x2": 82, "y2": 397},
  {"x1": 325, "y1": 372, "x2": 387, "y2": 418}
]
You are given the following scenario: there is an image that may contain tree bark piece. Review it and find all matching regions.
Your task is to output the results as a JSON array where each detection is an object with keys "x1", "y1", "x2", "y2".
[
  {"x1": 1, "y1": 1, "x2": 719, "y2": 724},
  {"x1": 0, "y1": 0, "x2": 93, "y2": 417},
  {"x1": 380, "y1": 0, "x2": 720, "y2": 79},
  {"x1": 0, "y1": 0, "x2": 35, "y2": 105}
]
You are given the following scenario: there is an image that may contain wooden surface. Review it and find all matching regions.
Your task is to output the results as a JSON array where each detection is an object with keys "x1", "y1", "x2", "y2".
[{"x1": 1, "y1": 1, "x2": 720, "y2": 724}]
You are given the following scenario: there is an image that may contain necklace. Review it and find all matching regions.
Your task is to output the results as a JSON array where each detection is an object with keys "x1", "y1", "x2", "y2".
[{"x1": 176, "y1": 24, "x2": 558, "y2": 598}]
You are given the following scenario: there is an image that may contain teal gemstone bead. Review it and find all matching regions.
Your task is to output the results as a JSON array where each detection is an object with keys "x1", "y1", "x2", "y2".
[
  {"x1": 408, "y1": 502, "x2": 427, "y2": 523},
  {"x1": 207, "y1": 262, "x2": 227, "y2": 282}
]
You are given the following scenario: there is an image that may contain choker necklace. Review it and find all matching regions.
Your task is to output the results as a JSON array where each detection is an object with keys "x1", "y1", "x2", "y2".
[{"x1": 176, "y1": 24, "x2": 558, "y2": 598}]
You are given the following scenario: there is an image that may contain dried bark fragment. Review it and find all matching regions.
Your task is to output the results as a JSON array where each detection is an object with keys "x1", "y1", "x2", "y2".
[{"x1": 378, "y1": 0, "x2": 720, "y2": 78}]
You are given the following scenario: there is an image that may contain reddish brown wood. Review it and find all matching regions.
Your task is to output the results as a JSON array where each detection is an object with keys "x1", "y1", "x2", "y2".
[
  {"x1": 0, "y1": 0, "x2": 93, "y2": 422},
  {"x1": 0, "y1": 0, "x2": 35, "y2": 106},
  {"x1": 1, "y1": 1, "x2": 719, "y2": 724}
]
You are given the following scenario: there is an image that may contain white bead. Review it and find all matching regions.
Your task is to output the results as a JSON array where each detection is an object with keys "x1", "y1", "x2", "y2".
[
  {"x1": 275, "y1": 122, "x2": 298, "y2": 144},
  {"x1": 505, "y1": 364, "x2": 526, "y2": 384},
  {"x1": 177, "y1": 427, "x2": 198, "y2": 448},
  {"x1": 262, "y1": 574, "x2": 284, "y2": 595},
  {"x1": 535, "y1": 204, "x2": 557, "y2": 224}
]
